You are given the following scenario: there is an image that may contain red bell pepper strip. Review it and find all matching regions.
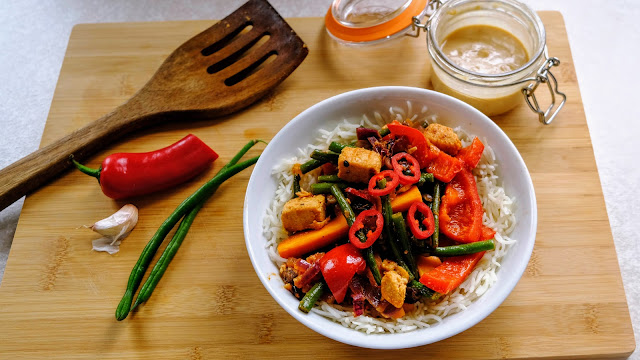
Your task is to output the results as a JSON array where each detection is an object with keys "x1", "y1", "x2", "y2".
[
  {"x1": 72, "y1": 134, "x2": 218, "y2": 199},
  {"x1": 481, "y1": 225, "x2": 496, "y2": 240},
  {"x1": 387, "y1": 121, "x2": 434, "y2": 167},
  {"x1": 457, "y1": 137, "x2": 484, "y2": 169},
  {"x1": 426, "y1": 151, "x2": 464, "y2": 183},
  {"x1": 391, "y1": 152, "x2": 421, "y2": 185},
  {"x1": 319, "y1": 243, "x2": 366, "y2": 303},
  {"x1": 407, "y1": 201, "x2": 435, "y2": 239},
  {"x1": 419, "y1": 252, "x2": 485, "y2": 294},
  {"x1": 349, "y1": 209, "x2": 384, "y2": 249},
  {"x1": 439, "y1": 168, "x2": 484, "y2": 243},
  {"x1": 368, "y1": 170, "x2": 399, "y2": 196}
]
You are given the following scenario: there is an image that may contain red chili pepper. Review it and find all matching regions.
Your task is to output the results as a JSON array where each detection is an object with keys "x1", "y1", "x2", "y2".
[
  {"x1": 407, "y1": 201, "x2": 435, "y2": 239},
  {"x1": 419, "y1": 252, "x2": 485, "y2": 294},
  {"x1": 368, "y1": 170, "x2": 399, "y2": 196},
  {"x1": 319, "y1": 244, "x2": 366, "y2": 303},
  {"x1": 387, "y1": 121, "x2": 433, "y2": 168},
  {"x1": 391, "y1": 152, "x2": 421, "y2": 185},
  {"x1": 72, "y1": 134, "x2": 218, "y2": 199},
  {"x1": 349, "y1": 209, "x2": 384, "y2": 249},
  {"x1": 456, "y1": 137, "x2": 485, "y2": 169},
  {"x1": 439, "y1": 168, "x2": 484, "y2": 243}
]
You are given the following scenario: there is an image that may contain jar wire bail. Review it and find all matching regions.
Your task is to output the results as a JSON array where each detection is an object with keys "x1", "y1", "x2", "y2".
[
  {"x1": 522, "y1": 56, "x2": 566, "y2": 125},
  {"x1": 408, "y1": 0, "x2": 441, "y2": 37}
]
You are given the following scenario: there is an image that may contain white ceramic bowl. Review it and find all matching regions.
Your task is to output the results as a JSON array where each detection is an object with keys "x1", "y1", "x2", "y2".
[{"x1": 243, "y1": 86, "x2": 536, "y2": 349}]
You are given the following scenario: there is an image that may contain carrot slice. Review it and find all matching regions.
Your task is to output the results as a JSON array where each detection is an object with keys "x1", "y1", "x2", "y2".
[
  {"x1": 389, "y1": 186, "x2": 421, "y2": 213},
  {"x1": 277, "y1": 214, "x2": 349, "y2": 258},
  {"x1": 277, "y1": 186, "x2": 422, "y2": 258}
]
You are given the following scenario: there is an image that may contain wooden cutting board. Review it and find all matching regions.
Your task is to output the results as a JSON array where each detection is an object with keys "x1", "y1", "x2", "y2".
[{"x1": 0, "y1": 12, "x2": 634, "y2": 359}]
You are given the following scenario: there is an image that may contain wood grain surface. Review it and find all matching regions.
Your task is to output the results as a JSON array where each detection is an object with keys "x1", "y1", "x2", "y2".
[{"x1": 0, "y1": 13, "x2": 634, "y2": 359}]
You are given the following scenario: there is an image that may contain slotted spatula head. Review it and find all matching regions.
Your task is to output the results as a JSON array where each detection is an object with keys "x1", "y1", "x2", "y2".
[{"x1": 135, "y1": 0, "x2": 308, "y2": 117}]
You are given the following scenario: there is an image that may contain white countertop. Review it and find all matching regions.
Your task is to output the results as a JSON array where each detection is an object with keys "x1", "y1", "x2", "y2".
[{"x1": 1, "y1": 0, "x2": 638, "y2": 356}]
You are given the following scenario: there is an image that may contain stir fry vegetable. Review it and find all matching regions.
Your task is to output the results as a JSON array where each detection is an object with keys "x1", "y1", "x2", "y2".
[{"x1": 277, "y1": 120, "x2": 497, "y2": 319}]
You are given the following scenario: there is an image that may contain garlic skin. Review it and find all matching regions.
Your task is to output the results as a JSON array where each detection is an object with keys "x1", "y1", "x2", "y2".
[{"x1": 90, "y1": 204, "x2": 138, "y2": 254}]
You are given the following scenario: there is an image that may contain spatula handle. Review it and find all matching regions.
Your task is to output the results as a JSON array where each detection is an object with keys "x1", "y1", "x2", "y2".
[{"x1": 0, "y1": 102, "x2": 152, "y2": 211}]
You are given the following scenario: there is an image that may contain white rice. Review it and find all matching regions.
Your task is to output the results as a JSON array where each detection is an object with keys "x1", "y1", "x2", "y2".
[{"x1": 262, "y1": 103, "x2": 516, "y2": 334}]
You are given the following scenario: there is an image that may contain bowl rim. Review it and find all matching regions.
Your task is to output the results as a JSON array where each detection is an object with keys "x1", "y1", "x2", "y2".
[{"x1": 243, "y1": 86, "x2": 537, "y2": 349}]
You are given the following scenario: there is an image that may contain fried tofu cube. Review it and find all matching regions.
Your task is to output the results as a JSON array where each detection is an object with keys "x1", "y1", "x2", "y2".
[
  {"x1": 381, "y1": 270, "x2": 408, "y2": 308},
  {"x1": 281, "y1": 195, "x2": 328, "y2": 233},
  {"x1": 337, "y1": 147, "x2": 382, "y2": 183},
  {"x1": 424, "y1": 123, "x2": 462, "y2": 156}
]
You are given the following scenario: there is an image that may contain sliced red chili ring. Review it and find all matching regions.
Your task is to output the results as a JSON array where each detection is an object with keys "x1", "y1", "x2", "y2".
[
  {"x1": 349, "y1": 209, "x2": 384, "y2": 249},
  {"x1": 367, "y1": 170, "x2": 399, "y2": 196},
  {"x1": 408, "y1": 201, "x2": 435, "y2": 239},
  {"x1": 391, "y1": 152, "x2": 421, "y2": 185}
]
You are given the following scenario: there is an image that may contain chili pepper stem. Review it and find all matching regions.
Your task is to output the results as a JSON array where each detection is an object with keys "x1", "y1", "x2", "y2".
[{"x1": 70, "y1": 156, "x2": 101, "y2": 180}]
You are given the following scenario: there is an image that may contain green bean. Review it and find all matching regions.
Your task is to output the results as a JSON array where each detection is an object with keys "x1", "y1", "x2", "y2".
[
  {"x1": 378, "y1": 180, "x2": 414, "y2": 281},
  {"x1": 430, "y1": 180, "x2": 442, "y2": 249},
  {"x1": 330, "y1": 184, "x2": 355, "y2": 225},
  {"x1": 318, "y1": 175, "x2": 342, "y2": 183},
  {"x1": 392, "y1": 213, "x2": 418, "y2": 278},
  {"x1": 298, "y1": 282, "x2": 325, "y2": 313},
  {"x1": 115, "y1": 140, "x2": 263, "y2": 321},
  {"x1": 329, "y1": 141, "x2": 359, "y2": 154},
  {"x1": 434, "y1": 240, "x2": 494, "y2": 257},
  {"x1": 418, "y1": 172, "x2": 434, "y2": 186},
  {"x1": 292, "y1": 174, "x2": 301, "y2": 198},
  {"x1": 329, "y1": 142, "x2": 347, "y2": 153},
  {"x1": 311, "y1": 150, "x2": 339, "y2": 164},
  {"x1": 132, "y1": 202, "x2": 204, "y2": 310},
  {"x1": 364, "y1": 247, "x2": 382, "y2": 285},
  {"x1": 410, "y1": 280, "x2": 439, "y2": 300},
  {"x1": 310, "y1": 182, "x2": 347, "y2": 194},
  {"x1": 300, "y1": 159, "x2": 324, "y2": 174}
]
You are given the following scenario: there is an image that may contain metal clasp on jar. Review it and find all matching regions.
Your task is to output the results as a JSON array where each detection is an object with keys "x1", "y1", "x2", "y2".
[{"x1": 522, "y1": 56, "x2": 566, "y2": 125}]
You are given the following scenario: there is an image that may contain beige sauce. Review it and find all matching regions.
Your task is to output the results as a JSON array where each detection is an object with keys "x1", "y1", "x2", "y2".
[
  {"x1": 430, "y1": 25, "x2": 530, "y2": 116},
  {"x1": 441, "y1": 25, "x2": 529, "y2": 74}
]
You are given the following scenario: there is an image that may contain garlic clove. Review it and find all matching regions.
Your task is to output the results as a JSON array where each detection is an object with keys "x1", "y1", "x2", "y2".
[{"x1": 90, "y1": 204, "x2": 138, "y2": 254}]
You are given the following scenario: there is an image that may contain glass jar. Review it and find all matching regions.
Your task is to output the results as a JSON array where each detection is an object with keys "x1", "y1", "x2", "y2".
[
  {"x1": 418, "y1": 0, "x2": 565, "y2": 122},
  {"x1": 326, "y1": 0, "x2": 566, "y2": 124}
]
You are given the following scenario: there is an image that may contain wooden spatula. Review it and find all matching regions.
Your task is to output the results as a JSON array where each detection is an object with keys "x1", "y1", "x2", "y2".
[{"x1": 0, "y1": 0, "x2": 308, "y2": 211}]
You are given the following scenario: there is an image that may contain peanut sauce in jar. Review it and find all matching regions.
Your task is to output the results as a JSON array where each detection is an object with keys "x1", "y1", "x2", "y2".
[
  {"x1": 440, "y1": 25, "x2": 529, "y2": 75},
  {"x1": 430, "y1": 24, "x2": 531, "y2": 116}
]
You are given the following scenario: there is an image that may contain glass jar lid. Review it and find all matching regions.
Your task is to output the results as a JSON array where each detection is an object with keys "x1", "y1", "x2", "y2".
[{"x1": 325, "y1": 0, "x2": 428, "y2": 44}]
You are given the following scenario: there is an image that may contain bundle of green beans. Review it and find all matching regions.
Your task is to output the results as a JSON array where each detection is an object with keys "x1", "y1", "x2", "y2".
[{"x1": 115, "y1": 139, "x2": 264, "y2": 321}]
